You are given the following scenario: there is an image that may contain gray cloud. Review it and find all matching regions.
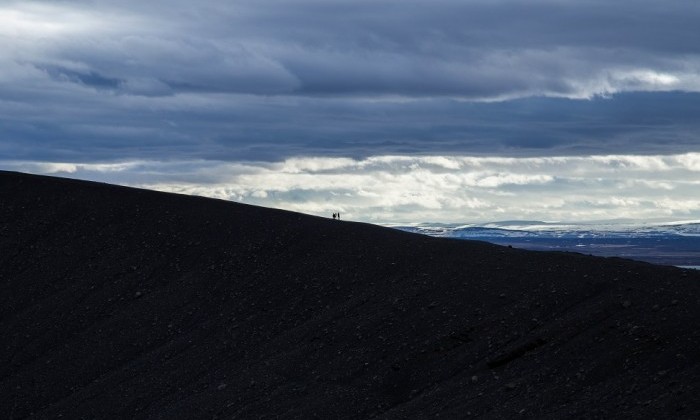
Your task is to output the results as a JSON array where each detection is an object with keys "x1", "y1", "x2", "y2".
[
  {"x1": 2, "y1": 89, "x2": 700, "y2": 162},
  {"x1": 1, "y1": 0, "x2": 700, "y2": 166},
  {"x1": 4, "y1": 0, "x2": 700, "y2": 99}
]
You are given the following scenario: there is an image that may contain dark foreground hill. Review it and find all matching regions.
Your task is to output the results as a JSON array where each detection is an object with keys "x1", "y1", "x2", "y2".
[{"x1": 1, "y1": 171, "x2": 699, "y2": 419}]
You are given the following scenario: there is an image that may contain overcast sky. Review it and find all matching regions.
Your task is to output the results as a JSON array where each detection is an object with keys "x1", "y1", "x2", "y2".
[{"x1": 2, "y1": 0, "x2": 700, "y2": 223}]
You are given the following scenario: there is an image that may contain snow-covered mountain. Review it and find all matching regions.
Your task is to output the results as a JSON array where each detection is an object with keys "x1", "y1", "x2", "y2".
[
  {"x1": 394, "y1": 221, "x2": 700, "y2": 239},
  {"x1": 392, "y1": 221, "x2": 700, "y2": 267}
]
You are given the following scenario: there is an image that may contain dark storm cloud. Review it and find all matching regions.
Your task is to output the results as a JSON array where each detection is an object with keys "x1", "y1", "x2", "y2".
[
  {"x1": 39, "y1": 65, "x2": 124, "y2": 90},
  {"x1": 1, "y1": 0, "x2": 700, "y2": 163},
  {"x1": 3, "y1": 90, "x2": 700, "y2": 162},
  {"x1": 6, "y1": 0, "x2": 700, "y2": 98}
]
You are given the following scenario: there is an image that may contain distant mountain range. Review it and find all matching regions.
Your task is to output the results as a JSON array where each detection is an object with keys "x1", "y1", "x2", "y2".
[{"x1": 393, "y1": 221, "x2": 700, "y2": 267}]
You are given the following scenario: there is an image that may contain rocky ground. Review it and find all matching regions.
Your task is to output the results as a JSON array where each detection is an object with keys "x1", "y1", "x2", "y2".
[{"x1": 1, "y1": 170, "x2": 699, "y2": 419}]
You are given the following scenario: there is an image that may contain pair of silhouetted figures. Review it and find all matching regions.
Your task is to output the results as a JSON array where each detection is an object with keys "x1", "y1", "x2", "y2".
[{"x1": 332, "y1": 212, "x2": 341, "y2": 220}]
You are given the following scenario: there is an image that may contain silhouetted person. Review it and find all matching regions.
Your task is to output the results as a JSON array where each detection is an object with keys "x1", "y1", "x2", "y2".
[
  {"x1": 332, "y1": 213, "x2": 336, "y2": 220},
  {"x1": 337, "y1": 212, "x2": 340, "y2": 220}
]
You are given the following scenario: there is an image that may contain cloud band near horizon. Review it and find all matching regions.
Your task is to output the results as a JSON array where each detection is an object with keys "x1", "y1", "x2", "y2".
[{"x1": 4, "y1": 153, "x2": 700, "y2": 224}]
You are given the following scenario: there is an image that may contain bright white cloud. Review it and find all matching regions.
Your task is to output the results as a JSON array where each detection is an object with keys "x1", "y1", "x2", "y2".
[
  {"x1": 0, "y1": 4, "x2": 102, "y2": 38},
  {"x1": 4, "y1": 153, "x2": 700, "y2": 223}
]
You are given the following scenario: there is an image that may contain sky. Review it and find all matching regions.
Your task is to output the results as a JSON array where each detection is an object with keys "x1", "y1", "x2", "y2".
[{"x1": 2, "y1": 0, "x2": 700, "y2": 223}]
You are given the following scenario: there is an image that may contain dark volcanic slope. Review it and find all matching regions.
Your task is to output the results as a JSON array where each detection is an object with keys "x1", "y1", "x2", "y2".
[{"x1": 1, "y1": 171, "x2": 699, "y2": 419}]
